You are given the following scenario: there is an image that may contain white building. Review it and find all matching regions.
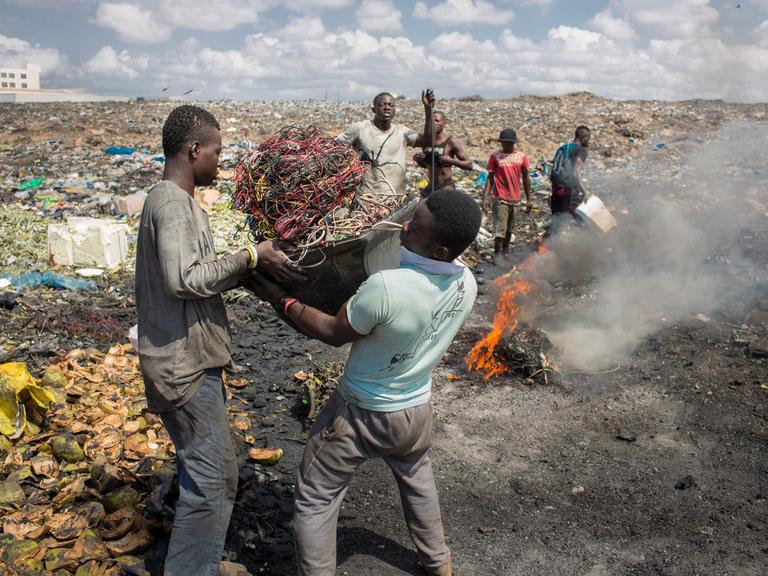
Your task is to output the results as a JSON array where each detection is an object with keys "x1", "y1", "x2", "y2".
[
  {"x1": 0, "y1": 63, "x2": 40, "y2": 90},
  {"x1": 0, "y1": 63, "x2": 129, "y2": 103}
]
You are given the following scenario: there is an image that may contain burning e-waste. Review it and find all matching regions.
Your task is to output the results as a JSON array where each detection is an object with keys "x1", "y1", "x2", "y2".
[{"x1": 467, "y1": 247, "x2": 560, "y2": 384}]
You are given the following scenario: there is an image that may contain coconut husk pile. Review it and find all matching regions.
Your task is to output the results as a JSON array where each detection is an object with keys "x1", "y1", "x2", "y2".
[
  {"x1": 497, "y1": 325, "x2": 560, "y2": 385},
  {"x1": 293, "y1": 361, "x2": 344, "y2": 421},
  {"x1": 0, "y1": 345, "x2": 169, "y2": 575}
]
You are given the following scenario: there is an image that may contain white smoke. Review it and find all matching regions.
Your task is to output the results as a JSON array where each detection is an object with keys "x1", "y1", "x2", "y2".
[{"x1": 526, "y1": 120, "x2": 768, "y2": 371}]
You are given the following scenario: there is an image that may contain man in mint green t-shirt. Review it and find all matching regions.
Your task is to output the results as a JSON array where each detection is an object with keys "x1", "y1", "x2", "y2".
[{"x1": 254, "y1": 189, "x2": 481, "y2": 576}]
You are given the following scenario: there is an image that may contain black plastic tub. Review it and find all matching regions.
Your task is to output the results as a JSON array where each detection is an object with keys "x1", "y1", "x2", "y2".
[{"x1": 244, "y1": 199, "x2": 417, "y2": 317}]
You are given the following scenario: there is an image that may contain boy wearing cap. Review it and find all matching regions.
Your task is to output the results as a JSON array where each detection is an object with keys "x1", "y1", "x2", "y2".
[{"x1": 481, "y1": 128, "x2": 532, "y2": 263}]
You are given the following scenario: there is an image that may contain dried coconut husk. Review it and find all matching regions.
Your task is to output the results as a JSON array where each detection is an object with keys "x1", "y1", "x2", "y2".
[
  {"x1": 2, "y1": 538, "x2": 45, "y2": 573},
  {"x1": 248, "y1": 447, "x2": 284, "y2": 466},
  {"x1": 103, "y1": 485, "x2": 140, "y2": 513},
  {"x1": 231, "y1": 415, "x2": 251, "y2": 431},
  {"x1": 51, "y1": 433, "x2": 86, "y2": 463},
  {"x1": 90, "y1": 454, "x2": 124, "y2": 494},
  {"x1": 48, "y1": 501, "x2": 105, "y2": 540},
  {"x1": 104, "y1": 529, "x2": 152, "y2": 556},
  {"x1": 74, "y1": 559, "x2": 106, "y2": 576},
  {"x1": 99, "y1": 506, "x2": 138, "y2": 540},
  {"x1": 3, "y1": 503, "x2": 50, "y2": 539},
  {"x1": 0, "y1": 476, "x2": 25, "y2": 505},
  {"x1": 51, "y1": 475, "x2": 87, "y2": 507},
  {"x1": 30, "y1": 453, "x2": 57, "y2": 477},
  {"x1": 66, "y1": 528, "x2": 111, "y2": 564},
  {"x1": 45, "y1": 546, "x2": 79, "y2": 572},
  {"x1": 84, "y1": 427, "x2": 123, "y2": 462}
]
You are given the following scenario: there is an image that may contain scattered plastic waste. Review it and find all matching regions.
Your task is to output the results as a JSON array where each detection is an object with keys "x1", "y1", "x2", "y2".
[
  {"x1": 17, "y1": 177, "x2": 45, "y2": 190},
  {"x1": 128, "y1": 325, "x2": 139, "y2": 352},
  {"x1": 75, "y1": 268, "x2": 104, "y2": 278},
  {"x1": 104, "y1": 146, "x2": 135, "y2": 155},
  {"x1": 0, "y1": 271, "x2": 97, "y2": 291},
  {"x1": 474, "y1": 170, "x2": 489, "y2": 188},
  {"x1": 0, "y1": 362, "x2": 56, "y2": 438}
]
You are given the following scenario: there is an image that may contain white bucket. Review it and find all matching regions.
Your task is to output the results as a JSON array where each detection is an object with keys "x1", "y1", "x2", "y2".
[{"x1": 575, "y1": 196, "x2": 617, "y2": 234}]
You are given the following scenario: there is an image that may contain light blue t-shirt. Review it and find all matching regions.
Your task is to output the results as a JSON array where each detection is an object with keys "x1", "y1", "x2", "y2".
[{"x1": 338, "y1": 248, "x2": 477, "y2": 412}]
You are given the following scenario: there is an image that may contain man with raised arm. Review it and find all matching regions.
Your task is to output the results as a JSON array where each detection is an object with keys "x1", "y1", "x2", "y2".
[
  {"x1": 414, "y1": 110, "x2": 473, "y2": 196},
  {"x1": 338, "y1": 89, "x2": 435, "y2": 202}
]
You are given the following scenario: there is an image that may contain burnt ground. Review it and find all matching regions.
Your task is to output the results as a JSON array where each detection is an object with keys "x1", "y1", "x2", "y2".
[
  {"x1": 2, "y1": 221, "x2": 767, "y2": 576},
  {"x1": 2, "y1": 217, "x2": 767, "y2": 575},
  {"x1": 213, "y1": 263, "x2": 768, "y2": 576},
  {"x1": 217, "y1": 209, "x2": 766, "y2": 576}
]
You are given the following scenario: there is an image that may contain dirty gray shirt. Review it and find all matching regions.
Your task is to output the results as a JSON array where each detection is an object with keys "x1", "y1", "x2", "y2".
[{"x1": 135, "y1": 180, "x2": 249, "y2": 412}]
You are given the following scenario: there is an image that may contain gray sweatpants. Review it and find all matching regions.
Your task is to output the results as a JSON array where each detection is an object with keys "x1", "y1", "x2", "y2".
[
  {"x1": 294, "y1": 392, "x2": 450, "y2": 575},
  {"x1": 159, "y1": 370, "x2": 238, "y2": 576}
]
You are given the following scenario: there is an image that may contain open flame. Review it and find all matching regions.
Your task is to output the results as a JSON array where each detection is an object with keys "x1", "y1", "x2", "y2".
[
  {"x1": 467, "y1": 243, "x2": 547, "y2": 379},
  {"x1": 466, "y1": 276, "x2": 533, "y2": 379}
]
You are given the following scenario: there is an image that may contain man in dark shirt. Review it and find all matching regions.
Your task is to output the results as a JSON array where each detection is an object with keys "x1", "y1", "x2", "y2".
[
  {"x1": 135, "y1": 105, "x2": 305, "y2": 576},
  {"x1": 550, "y1": 125, "x2": 591, "y2": 215},
  {"x1": 413, "y1": 111, "x2": 473, "y2": 196}
]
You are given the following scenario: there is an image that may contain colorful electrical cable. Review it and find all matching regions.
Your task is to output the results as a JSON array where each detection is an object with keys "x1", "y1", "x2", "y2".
[{"x1": 232, "y1": 126, "x2": 405, "y2": 250}]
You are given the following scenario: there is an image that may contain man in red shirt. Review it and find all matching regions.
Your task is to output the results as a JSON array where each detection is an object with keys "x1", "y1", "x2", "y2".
[{"x1": 481, "y1": 128, "x2": 532, "y2": 263}]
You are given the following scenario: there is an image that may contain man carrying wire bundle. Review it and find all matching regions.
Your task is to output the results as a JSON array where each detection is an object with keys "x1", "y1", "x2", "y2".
[
  {"x1": 251, "y1": 188, "x2": 482, "y2": 576},
  {"x1": 338, "y1": 89, "x2": 436, "y2": 202},
  {"x1": 413, "y1": 110, "x2": 473, "y2": 197},
  {"x1": 135, "y1": 105, "x2": 306, "y2": 576}
]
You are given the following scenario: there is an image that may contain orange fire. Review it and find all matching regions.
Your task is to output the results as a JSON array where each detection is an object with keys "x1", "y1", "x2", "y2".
[
  {"x1": 466, "y1": 276, "x2": 533, "y2": 379},
  {"x1": 467, "y1": 243, "x2": 547, "y2": 379}
]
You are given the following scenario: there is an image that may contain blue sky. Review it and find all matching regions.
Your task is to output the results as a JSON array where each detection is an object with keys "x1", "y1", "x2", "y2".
[{"x1": 1, "y1": 0, "x2": 768, "y2": 101}]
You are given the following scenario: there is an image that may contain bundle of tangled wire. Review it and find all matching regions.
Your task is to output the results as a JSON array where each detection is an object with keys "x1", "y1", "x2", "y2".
[{"x1": 233, "y1": 126, "x2": 370, "y2": 248}]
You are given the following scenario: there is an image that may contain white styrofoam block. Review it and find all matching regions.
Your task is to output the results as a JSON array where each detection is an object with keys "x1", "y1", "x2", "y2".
[{"x1": 48, "y1": 217, "x2": 129, "y2": 269}]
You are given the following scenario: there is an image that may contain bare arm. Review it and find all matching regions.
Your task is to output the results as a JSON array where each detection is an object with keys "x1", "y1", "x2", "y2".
[
  {"x1": 440, "y1": 138, "x2": 473, "y2": 171},
  {"x1": 573, "y1": 156, "x2": 589, "y2": 198},
  {"x1": 482, "y1": 171, "x2": 494, "y2": 212},
  {"x1": 413, "y1": 89, "x2": 436, "y2": 148},
  {"x1": 284, "y1": 299, "x2": 364, "y2": 348},
  {"x1": 248, "y1": 273, "x2": 363, "y2": 347},
  {"x1": 522, "y1": 166, "x2": 532, "y2": 207}
]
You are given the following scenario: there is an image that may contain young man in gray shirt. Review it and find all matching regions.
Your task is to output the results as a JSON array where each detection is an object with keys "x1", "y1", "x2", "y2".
[{"x1": 135, "y1": 105, "x2": 305, "y2": 576}]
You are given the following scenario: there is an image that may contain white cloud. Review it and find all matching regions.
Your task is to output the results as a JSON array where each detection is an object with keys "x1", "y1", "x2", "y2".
[
  {"x1": 414, "y1": 0, "x2": 514, "y2": 27},
  {"x1": 589, "y1": 9, "x2": 636, "y2": 41},
  {"x1": 6, "y1": 0, "x2": 95, "y2": 7},
  {"x1": 276, "y1": 16, "x2": 326, "y2": 41},
  {"x1": 429, "y1": 31, "x2": 478, "y2": 53},
  {"x1": 284, "y1": 0, "x2": 354, "y2": 10},
  {"x1": 92, "y1": 3, "x2": 173, "y2": 43},
  {"x1": 156, "y1": 0, "x2": 275, "y2": 32},
  {"x1": 16, "y1": 0, "x2": 764, "y2": 104},
  {"x1": 757, "y1": 20, "x2": 768, "y2": 47},
  {"x1": 85, "y1": 46, "x2": 141, "y2": 78},
  {"x1": 78, "y1": 19, "x2": 768, "y2": 102},
  {"x1": 616, "y1": 0, "x2": 719, "y2": 39},
  {"x1": 355, "y1": 0, "x2": 403, "y2": 33},
  {"x1": 507, "y1": 0, "x2": 552, "y2": 6}
]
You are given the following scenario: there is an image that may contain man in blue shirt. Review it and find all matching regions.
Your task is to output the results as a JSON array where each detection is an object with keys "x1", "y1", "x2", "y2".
[{"x1": 253, "y1": 189, "x2": 481, "y2": 576}]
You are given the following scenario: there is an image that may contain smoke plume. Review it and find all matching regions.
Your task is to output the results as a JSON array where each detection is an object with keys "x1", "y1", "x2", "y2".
[{"x1": 525, "y1": 120, "x2": 768, "y2": 371}]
